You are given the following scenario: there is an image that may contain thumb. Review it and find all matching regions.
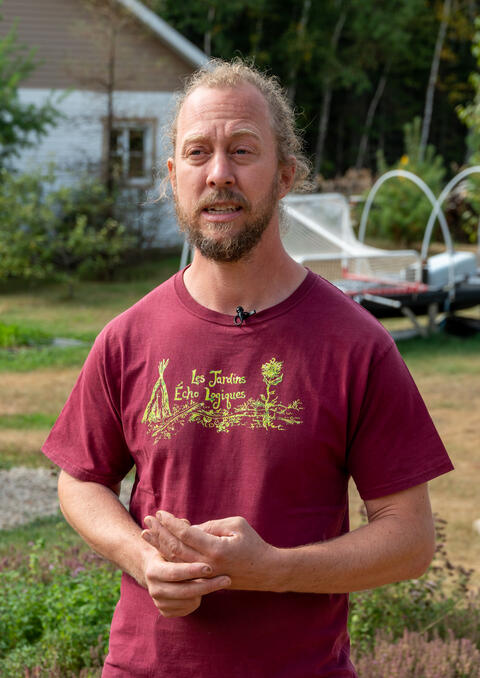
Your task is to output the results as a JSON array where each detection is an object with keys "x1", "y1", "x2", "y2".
[{"x1": 194, "y1": 518, "x2": 237, "y2": 538}]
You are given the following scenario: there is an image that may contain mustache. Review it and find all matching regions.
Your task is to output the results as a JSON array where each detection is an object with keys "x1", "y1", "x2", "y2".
[{"x1": 194, "y1": 189, "x2": 250, "y2": 214}]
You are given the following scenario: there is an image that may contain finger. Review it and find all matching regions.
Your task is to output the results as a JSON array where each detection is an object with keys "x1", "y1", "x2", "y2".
[
  {"x1": 158, "y1": 510, "x2": 221, "y2": 553},
  {"x1": 154, "y1": 597, "x2": 202, "y2": 618},
  {"x1": 142, "y1": 515, "x2": 202, "y2": 563},
  {"x1": 153, "y1": 575, "x2": 231, "y2": 600},
  {"x1": 147, "y1": 559, "x2": 213, "y2": 583}
]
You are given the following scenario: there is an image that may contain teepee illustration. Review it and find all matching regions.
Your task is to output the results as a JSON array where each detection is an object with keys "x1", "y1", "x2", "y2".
[{"x1": 142, "y1": 359, "x2": 171, "y2": 424}]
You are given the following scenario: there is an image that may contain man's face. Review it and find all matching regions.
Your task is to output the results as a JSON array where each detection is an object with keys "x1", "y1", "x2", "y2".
[{"x1": 168, "y1": 83, "x2": 292, "y2": 262}]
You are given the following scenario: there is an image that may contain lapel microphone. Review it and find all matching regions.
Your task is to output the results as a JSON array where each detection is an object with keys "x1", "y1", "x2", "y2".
[{"x1": 234, "y1": 306, "x2": 256, "y2": 326}]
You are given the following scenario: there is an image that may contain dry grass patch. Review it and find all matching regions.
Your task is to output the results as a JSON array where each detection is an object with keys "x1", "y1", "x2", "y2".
[
  {"x1": 0, "y1": 430, "x2": 53, "y2": 468},
  {"x1": 0, "y1": 369, "x2": 79, "y2": 416}
]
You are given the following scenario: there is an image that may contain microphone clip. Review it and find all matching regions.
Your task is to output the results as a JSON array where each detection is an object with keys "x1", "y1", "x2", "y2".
[{"x1": 234, "y1": 306, "x2": 256, "y2": 326}]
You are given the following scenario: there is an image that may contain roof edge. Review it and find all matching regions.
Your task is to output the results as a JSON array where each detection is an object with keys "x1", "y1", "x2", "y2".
[{"x1": 115, "y1": 0, "x2": 209, "y2": 69}]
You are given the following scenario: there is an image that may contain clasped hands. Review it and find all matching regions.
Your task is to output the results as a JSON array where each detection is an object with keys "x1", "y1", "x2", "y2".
[{"x1": 141, "y1": 511, "x2": 277, "y2": 618}]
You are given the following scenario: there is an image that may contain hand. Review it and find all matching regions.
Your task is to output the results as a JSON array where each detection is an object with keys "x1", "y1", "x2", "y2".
[
  {"x1": 142, "y1": 511, "x2": 277, "y2": 591},
  {"x1": 142, "y1": 549, "x2": 231, "y2": 618}
]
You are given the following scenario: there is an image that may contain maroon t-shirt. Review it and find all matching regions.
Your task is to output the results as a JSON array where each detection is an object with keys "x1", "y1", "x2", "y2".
[{"x1": 43, "y1": 269, "x2": 453, "y2": 677}]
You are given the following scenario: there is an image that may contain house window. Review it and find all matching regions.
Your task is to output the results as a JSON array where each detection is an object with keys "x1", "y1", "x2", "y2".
[{"x1": 106, "y1": 120, "x2": 155, "y2": 185}]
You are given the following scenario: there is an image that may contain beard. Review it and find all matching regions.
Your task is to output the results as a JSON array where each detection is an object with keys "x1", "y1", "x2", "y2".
[{"x1": 173, "y1": 178, "x2": 279, "y2": 263}]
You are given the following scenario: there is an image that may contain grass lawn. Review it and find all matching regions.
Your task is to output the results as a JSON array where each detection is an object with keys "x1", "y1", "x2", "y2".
[{"x1": 1, "y1": 256, "x2": 479, "y2": 589}]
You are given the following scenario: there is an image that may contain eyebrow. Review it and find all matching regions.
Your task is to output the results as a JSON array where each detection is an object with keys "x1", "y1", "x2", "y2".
[{"x1": 181, "y1": 128, "x2": 261, "y2": 150}]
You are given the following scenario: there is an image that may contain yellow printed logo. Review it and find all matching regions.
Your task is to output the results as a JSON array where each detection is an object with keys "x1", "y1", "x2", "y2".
[{"x1": 142, "y1": 357, "x2": 303, "y2": 441}]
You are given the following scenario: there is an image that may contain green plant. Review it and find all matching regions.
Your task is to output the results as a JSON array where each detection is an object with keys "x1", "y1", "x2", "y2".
[
  {"x1": 361, "y1": 117, "x2": 446, "y2": 246},
  {"x1": 0, "y1": 321, "x2": 50, "y2": 348},
  {"x1": 349, "y1": 517, "x2": 479, "y2": 656},
  {"x1": 0, "y1": 169, "x2": 135, "y2": 286},
  {"x1": 0, "y1": 539, "x2": 121, "y2": 676}
]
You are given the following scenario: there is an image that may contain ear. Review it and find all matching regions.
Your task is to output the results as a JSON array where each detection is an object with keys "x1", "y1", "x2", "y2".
[
  {"x1": 278, "y1": 156, "x2": 296, "y2": 199},
  {"x1": 167, "y1": 158, "x2": 175, "y2": 191}
]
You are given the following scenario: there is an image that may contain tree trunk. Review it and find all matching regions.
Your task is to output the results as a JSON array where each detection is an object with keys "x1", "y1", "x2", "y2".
[
  {"x1": 336, "y1": 114, "x2": 345, "y2": 172},
  {"x1": 203, "y1": 6, "x2": 215, "y2": 57},
  {"x1": 314, "y1": 87, "x2": 333, "y2": 177},
  {"x1": 287, "y1": 0, "x2": 311, "y2": 103},
  {"x1": 355, "y1": 71, "x2": 388, "y2": 169},
  {"x1": 251, "y1": 14, "x2": 264, "y2": 59},
  {"x1": 419, "y1": 0, "x2": 452, "y2": 161},
  {"x1": 313, "y1": 7, "x2": 346, "y2": 176},
  {"x1": 105, "y1": 22, "x2": 116, "y2": 201}
]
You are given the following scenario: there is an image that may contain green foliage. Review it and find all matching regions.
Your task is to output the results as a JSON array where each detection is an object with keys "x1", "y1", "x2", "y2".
[
  {"x1": 150, "y1": 0, "x2": 475, "y2": 174},
  {"x1": 0, "y1": 1, "x2": 60, "y2": 169},
  {"x1": 0, "y1": 539, "x2": 120, "y2": 676},
  {"x1": 0, "y1": 320, "x2": 50, "y2": 348},
  {"x1": 0, "y1": 169, "x2": 135, "y2": 284},
  {"x1": 457, "y1": 18, "x2": 480, "y2": 166},
  {"x1": 361, "y1": 117, "x2": 446, "y2": 245},
  {"x1": 456, "y1": 17, "x2": 480, "y2": 242},
  {"x1": 349, "y1": 517, "x2": 480, "y2": 657}
]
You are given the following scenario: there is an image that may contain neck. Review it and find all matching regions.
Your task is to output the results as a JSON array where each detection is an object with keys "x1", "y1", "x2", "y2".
[{"x1": 182, "y1": 221, "x2": 307, "y2": 316}]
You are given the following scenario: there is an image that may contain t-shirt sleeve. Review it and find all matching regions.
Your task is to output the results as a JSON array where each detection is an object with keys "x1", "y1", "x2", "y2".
[
  {"x1": 347, "y1": 342, "x2": 453, "y2": 500},
  {"x1": 42, "y1": 328, "x2": 134, "y2": 485}
]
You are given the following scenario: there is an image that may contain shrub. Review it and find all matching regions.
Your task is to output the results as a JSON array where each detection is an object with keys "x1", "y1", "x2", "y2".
[
  {"x1": 359, "y1": 117, "x2": 446, "y2": 246},
  {"x1": 352, "y1": 629, "x2": 480, "y2": 678},
  {"x1": 0, "y1": 169, "x2": 135, "y2": 284},
  {"x1": 0, "y1": 540, "x2": 120, "y2": 676},
  {"x1": 349, "y1": 517, "x2": 479, "y2": 656}
]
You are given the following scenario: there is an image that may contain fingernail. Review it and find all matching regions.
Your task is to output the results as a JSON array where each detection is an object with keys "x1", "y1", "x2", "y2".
[
  {"x1": 141, "y1": 531, "x2": 151, "y2": 542},
  {"x1": 156, "y1": 511, "x2": 163, "y2": 523},
  {"x1": 221, "y1": 577, "x2": 231, "y2": 586},
  {"x1": 202, "y1": 565, "x2": 212, "y2": 575}
]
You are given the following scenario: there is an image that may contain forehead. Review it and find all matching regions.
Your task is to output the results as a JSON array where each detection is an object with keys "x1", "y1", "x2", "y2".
[{"x1": 175, "y1": 83, "x2": 275, "y2": 148}]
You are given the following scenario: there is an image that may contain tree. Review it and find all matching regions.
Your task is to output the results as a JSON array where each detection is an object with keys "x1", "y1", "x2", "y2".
[
  {"x1": 349, "y1": 0, "x2": 427, "y2": 169},
  {"x1": 69, "y1": 0, "x2": 142, "y2": 198},
  {"x1": 149, "y1": 0, "x2": 477, "y2": 179},
  {"x1": 458, "y1": 17, "x2": 480, "y2": 163},
  {"x1": 0, "y1": 0, "x2": 60, "y2": 170},
  {"x1": 313, "y1": 0, "x2": 348, "y2": 176},
  {"x1": 456, "y1": 16, "x2": 480, "y2": 241},
  {"x1": 419, "y1": 0, "x2": 453, "y2": 160}
]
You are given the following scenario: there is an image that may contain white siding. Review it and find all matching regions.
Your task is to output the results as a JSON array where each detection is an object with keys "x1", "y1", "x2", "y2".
[{"x1": 13, "y1": 88, "x2": 181, "y2": 247}]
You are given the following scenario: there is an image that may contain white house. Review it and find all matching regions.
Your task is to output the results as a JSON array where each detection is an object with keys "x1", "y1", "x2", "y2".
[{"x1": 0, "y1": 0, "x2": 208, "y2": 247}]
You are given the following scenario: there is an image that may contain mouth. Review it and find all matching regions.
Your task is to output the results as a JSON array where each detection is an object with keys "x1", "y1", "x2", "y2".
[{"x1": 202, "y1": 204, "x2": 243, "y2": 215}]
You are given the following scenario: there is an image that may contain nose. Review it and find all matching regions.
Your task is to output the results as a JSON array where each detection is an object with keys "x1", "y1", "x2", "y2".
[{"x1": 206, "y1": 152, "x2": 235, "y2": 188}]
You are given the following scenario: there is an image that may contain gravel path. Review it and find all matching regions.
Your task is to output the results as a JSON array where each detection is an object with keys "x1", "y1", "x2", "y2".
[{"x1": 0, "y1": 466, "x2": 133, "y2": 530}]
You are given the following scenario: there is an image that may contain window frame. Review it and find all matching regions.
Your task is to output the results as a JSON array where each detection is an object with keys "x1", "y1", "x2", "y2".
[{"x1": 103, "y1": 117, "x2": 157, "y2": 187}]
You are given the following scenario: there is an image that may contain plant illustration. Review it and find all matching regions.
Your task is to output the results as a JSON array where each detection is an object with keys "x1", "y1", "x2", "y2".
[{"x1": 142, "y1": 357, "x2": 303, "y2": 441}]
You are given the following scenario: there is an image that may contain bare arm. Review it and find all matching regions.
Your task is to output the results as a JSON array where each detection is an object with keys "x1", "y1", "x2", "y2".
[
  {"x1": 58, "y1": 469, "x2": 152, "y2": 585},
  {"x1": 273, "y1": 482, "x2": 435, "y2": 593},
  {"x1": 142, "y1": 483, "x2": 435, "y2": 595},
  {"x1": 57, "y1": 470, "x2": 231, "y2": 616}
]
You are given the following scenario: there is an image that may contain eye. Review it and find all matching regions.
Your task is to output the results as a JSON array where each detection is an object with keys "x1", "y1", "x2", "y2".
[
  {"x1": 183, "y1": 147, "x2": 209, "y2": 161},
  {"x1": 232, "y1": 147, "x2": 254, "y2": 158}
]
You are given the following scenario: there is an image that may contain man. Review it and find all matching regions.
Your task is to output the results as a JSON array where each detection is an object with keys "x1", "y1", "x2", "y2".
[{"x1": 43, "y1": 59, "x2": 453, "y2": 677}]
